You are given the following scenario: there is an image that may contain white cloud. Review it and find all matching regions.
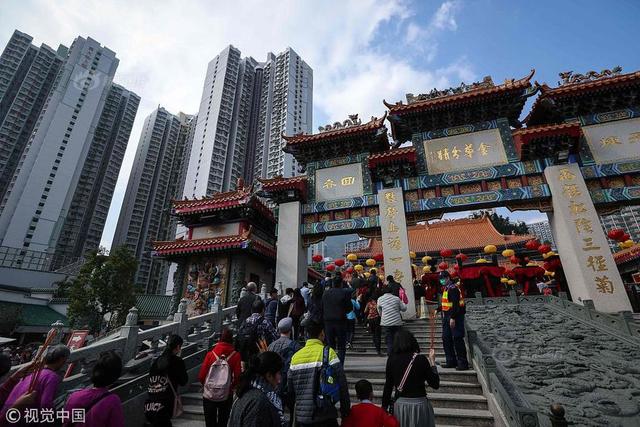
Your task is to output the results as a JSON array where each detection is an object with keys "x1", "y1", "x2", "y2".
[
  {"x1": 403, "y1": 0, "x2": 461, "y2": 59},
  {"x1": 0, "y1": 0, "x2": 474, "y2": 249},
  {"x1": 432, "y1": 1, "x2": 460, "y2": 31}
]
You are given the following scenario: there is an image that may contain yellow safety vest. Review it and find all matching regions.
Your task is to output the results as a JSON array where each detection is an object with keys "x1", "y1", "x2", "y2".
[{"x1": 441, "y1": 287, "x2": 464, "y2": 311}]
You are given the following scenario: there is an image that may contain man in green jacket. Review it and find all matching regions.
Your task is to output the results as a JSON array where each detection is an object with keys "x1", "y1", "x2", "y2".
[{"x1": 288, "y1": 320, "x2": 350, "y2": 426}]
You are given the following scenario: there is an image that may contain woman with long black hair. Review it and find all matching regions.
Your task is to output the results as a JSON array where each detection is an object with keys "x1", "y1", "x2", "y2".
[
  {"x1": 228, "y1": 351, "x2": 285, "y2": 427},
  {"x1": 144, "y1": 334, "x2": 189, "y2": 427},
  {"x1": 382, "y1": 329, "x2": 439, "y2": 427}
]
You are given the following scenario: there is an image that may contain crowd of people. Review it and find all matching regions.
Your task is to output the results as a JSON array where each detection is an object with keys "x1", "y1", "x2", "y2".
[{"x1": 0, "y1": 269, "x2": 468, "y2": 427}]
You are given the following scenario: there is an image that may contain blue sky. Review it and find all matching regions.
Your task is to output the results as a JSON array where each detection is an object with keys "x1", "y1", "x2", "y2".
[{"x1": 1, "y1": 0, "x2": 639, "y2": 247}]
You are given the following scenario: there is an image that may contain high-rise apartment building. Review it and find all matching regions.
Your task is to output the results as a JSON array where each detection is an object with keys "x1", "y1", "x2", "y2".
[
  {"x1": 527, "y1": 220, "x2": 555, "y2": 247},
  {"x1": 182, "y1": 45, "x2": 312, "y2": 198},
  {"x1": 600, "y1": 206, "x2": 640, "y2": 252},
  {"x1": 0, "y1": 34, "x2": 139, "y2": 271},
  {"x1": 0, "y1": 30, "x2": 67, "y2": 201},
  {"x1": 113, "y1": 108, "x2": 195, "y2": 294}
]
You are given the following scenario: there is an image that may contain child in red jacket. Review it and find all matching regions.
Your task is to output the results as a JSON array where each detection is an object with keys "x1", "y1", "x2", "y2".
[{"x1": 342, "y1": 379, "x2": 399, "y2": 427}]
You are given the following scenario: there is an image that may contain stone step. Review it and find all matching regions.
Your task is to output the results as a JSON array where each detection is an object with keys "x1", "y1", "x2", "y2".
[
  {"x1": 345, "y1": 352, "x2": 447, "y2": 360},
  {"x1": 434, "y1": 408, "x2": 494, "y2": 427},
  {"x1": 344, "y1": 366, "x2": 479, "y2": 384},
  {"x1": 345, "y1": 391, "x2": 488, "y2": 410},
  {"x1": 182, "y1": 390, "x2": 487, "y2": 412},
  {"x1": 179, "y1": 404, "x2": 494, "y2": 427},
  {"x1": 347, "y1": 343, "x2": 444, "y2": 351},
  {"x1": 344, "y1": 378, "x2": 482, "y2": 395}
]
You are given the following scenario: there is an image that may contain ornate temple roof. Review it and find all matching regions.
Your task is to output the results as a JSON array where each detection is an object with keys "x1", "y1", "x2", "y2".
[
  {"x1": 511, "y1": 122, "x2": 582, "y2": 160},
  {"x1": 152, "y1": 228, "x2": 276, "y2": 259},
  {"x1": 258, "y1": 175, "x2": 308, "y2": 202},
  {"x1": 526, "y1": 67, "x2": 640, "y2": 125},
  {"x1": 386, "y1": 70, "x2": 536, "y2": 142},
  {"x1": 367, "y1": 146, "x2": 417, "y2": 168},
  {"x1": 171, "y1": 184, "x2": 274, "y2": 222},
  {"x1": 282, "y1": 114, "x2": 389, "y2": 165},
  {"x1": 613, "y1": 244, "x2": 640, "y2": 266},
  {"x1": 353, "y1": 216, "x2": 532, "y2": 257}
]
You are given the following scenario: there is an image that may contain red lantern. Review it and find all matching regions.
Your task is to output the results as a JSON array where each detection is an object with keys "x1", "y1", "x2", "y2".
[
  {"x1": 438, "y1": 261, "x2": 449, "y2": 270},
  {"x1": 334, "y1": 259, "x2": 345, "y2": 267},
  {"x1": 450, "y1": 271, "x2": 458, "y2": 279},
  {"x1": 345, "y1": 267, "x2": 354, "y2": 274},
  {"x1": 312, "y1": 254, "x2": 323, "y2": 263},
  {"x1": 373, "y1": 253, "x2": 384, "y2": 262},
  {"x1": 453, "y1": 263, "x2": 459, "y2": 270},
  {"x1": 525, "y1": 239, "x2": 540, "y2": 250},
  {"x1": 538, "y1": 244, "x2": 551, "y2": 255},
  {"x1": 455, "y1": 253, "x2": 468, "y2": 262},
  {"x1": 440, "y1": 249, "x2": 453, "y2": 258},
  {"x1": 510, "y1": 255, "x2": 520, "y2": 264},
  {"x1": 608, "y1": 228, "x2": 625, "y2": 241},
  {"x1": 621, "y1": 233, "x2": 631, "y2": 242},
  {"x1": 326, "y1": 264, "x2": 336, "y2": 272}
]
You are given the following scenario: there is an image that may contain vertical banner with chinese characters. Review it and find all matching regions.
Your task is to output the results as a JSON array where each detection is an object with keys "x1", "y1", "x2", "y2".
[
  {"x1": 545, "y1": 164, "x2": 632, "y2": 313},
  {"x1": 378, "y1": 187, "x2": 416, "y2": 318}
]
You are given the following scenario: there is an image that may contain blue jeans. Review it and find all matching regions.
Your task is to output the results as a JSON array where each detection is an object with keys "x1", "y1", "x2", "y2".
[
  {"x1": 324, "y1": 320, "x2": 347, "y2": 363},
  {"x1": 383, "y1": 325, "x2": 401, "y2": 355}
]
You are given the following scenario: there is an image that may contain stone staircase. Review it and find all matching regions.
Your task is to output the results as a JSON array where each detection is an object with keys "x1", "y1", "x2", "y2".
[
  {"x1": 344, "y1": 319, "x2": 494, "y2": 427},
  {"x1": 174, "y1": 318, "x2": 495, "y2": 426}
]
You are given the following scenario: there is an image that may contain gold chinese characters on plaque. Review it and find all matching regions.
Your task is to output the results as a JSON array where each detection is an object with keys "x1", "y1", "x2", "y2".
[
  {"x1": 423, "y1": 128, "x2": 508, "y2": 174},
  {"x1": 315, "y1": 163, "x2": 364, "y2": 202},
  {"x1": 582, "y1": 117, "x2": 640, "y2": 164}
]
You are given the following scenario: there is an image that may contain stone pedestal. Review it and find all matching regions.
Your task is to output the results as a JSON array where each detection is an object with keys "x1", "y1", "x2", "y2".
[
  {"x1": 378, "y1": 187, "x2": 416, "y2": 318},
  {"x1": 545, "y1": 164, "x2": 631, "y2": 313},
  {"x1": 275, "y1": 201, "x2": 307, "y2": 289}
]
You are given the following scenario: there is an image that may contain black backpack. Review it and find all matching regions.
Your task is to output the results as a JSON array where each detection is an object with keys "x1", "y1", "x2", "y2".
[{"x1": 236, "y1": 316, "x2": 263, "y2": 357}]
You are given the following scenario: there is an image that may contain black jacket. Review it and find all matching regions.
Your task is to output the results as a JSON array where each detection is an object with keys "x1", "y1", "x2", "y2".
[
  {"x1": 382, "y1": 353, "x2": 439, "y2": 409},
  {"x1": 387, "y1": 280, "x2": 401, "y2": 298},
  {"x1": 145, "y1": 352, "x2": 188, "y2": 421},
  {"x1": 228, "y1": 388, "x2": 281, "y2": 427},
  {"x1": 236, "y1": 293, "x2": 260, "y2": 323},
  {"x1": 322, "y1": 287, "x2": 352, "y2": 322}
]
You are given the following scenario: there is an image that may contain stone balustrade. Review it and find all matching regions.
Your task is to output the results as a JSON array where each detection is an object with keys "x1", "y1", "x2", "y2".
[{"x1": 6, "y1": 297, "x2": 239, "y2": 423}]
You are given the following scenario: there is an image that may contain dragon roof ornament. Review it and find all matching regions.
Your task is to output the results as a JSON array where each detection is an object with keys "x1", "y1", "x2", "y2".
[
  {"x1": 318, "y1": 113, "x2": 362, "y2": 133},
  {"x1": 406, "y1": 76, "x2": 495, "y2": 103},
  {"x1": 558, "y1": 66, "x2": 622, "y2": 86}
]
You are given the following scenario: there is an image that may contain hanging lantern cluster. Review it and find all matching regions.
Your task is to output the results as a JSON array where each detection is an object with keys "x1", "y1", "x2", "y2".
[
  {"x1": 365, "y1": 258, "x2": 376, "y2": 267},
  {"x1": 608, "y1": 228, "x2": 635, "y2": 249},
  {"x1": 483, "y1": 245, "x2": 497, "y2": 254},
  {"x1": 312, "y1": 254, "x2": 323, "y2": 263},
  {"x1": 440, "y1": 249, "x2": 454, "y2": 258},
  {"x1": 455, "y1": 253, "x2": 468, "y2": 262},
  {"x1": 501, "y1": 249, "x2": 515, "y2": 258},
  {"x1": 346, "y1": 253, "x2": 358, "y2": 262}
]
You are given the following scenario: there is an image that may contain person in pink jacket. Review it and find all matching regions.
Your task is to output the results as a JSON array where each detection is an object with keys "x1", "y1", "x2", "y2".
[{"x1": 63, "y1": 351, "x2": 125, "y2": 427}]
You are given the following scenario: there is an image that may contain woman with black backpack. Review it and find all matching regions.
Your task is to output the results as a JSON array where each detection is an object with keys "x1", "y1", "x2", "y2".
[{"x1": 144, "y1": 335, "x2": 188, "y2": 427}]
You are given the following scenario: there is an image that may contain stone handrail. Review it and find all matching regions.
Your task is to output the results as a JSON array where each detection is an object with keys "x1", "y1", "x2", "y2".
[{"x1": 5, "y1": 296, "x2": 239, "y2": 414}]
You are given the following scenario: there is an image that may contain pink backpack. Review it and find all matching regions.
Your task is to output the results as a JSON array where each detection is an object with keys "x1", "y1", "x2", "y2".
[
  {"x1": 399, "y1": 287, "x2": 409, "y2": 304},
  {"x1": 203, "y1": 351, "x2": 235, "y2": 401}
]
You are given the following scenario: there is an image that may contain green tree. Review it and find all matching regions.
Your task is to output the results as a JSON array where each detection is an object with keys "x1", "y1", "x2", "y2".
[
  {"x1": 67, "y1": 246, "x2": 137, "y2": 334},
  {"x1": 472, "y1": 211, "x2": 530, "y2": 235}
]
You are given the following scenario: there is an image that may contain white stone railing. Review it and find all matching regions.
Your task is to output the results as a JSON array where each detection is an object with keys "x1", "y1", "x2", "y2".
[{"x1": 6, "y1": 297, "x2": 240, "y2": 407}]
